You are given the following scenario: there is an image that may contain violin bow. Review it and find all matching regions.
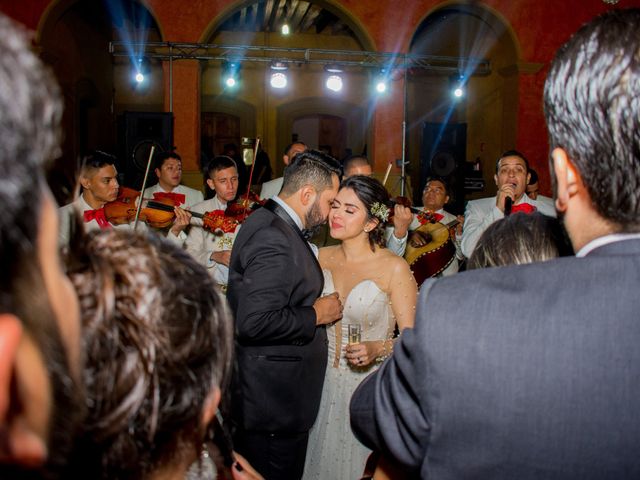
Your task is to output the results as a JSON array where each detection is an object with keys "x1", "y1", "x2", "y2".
[
  {"x1": 382, "y1": 161, "x2": 393, "y2": 187},
  {"x1": 241, "y1": 137, "x2": 260, "y2": 218},
  {"x1": 133, "y1": 145, "x2": 156, "y2": 230}
]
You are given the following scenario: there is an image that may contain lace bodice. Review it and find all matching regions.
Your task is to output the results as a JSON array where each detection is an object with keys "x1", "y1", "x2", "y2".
[{"x1": 322, "y1": 269, "x2": 395, "y2": 369}]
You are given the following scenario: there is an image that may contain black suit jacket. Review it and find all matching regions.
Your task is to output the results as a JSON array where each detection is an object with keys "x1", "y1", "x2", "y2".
[
  {"x1": 227, "y1": 200, "x2": 327, "y2": 433},
  {"x1": 350, "y1": 238, "x2": 640, "y2": 479}
]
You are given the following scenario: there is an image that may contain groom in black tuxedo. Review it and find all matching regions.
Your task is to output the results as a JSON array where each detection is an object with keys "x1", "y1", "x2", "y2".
[
  {"x1": 228, "y1": 150, "x2": 342, "y2": 479},
  {"x1": 351, "y1": 9, "x2": 640, "y2": 479}
]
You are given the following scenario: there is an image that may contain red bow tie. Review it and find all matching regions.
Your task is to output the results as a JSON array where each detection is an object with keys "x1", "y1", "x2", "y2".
[
  {"x1": 511, "y1": 203, "x2": 537, "y2": 214},
  {"x1": 417, "y1": 211, "x2": 444, "y2": 225},
  {"x1": 153, "y1": 191, "x2": 186, "y2": 206},
  {"x1": 83, "y1": 208, "x2": 111, "y2": 229}
]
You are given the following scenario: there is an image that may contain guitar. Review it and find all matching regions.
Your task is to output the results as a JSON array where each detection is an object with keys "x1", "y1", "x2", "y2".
[{"x1": 403, "y1": 218, "x2": 460, "y2": 286}]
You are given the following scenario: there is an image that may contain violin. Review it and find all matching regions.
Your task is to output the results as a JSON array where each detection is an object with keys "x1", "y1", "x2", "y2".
[
  {"x1": 222, "y1": 137, "x2": 266, "y2": 223},
  {"x1": 103, "y1": 187, "x2": 240, "y2": 234},
  {"x1": 224, "y1": 189, "x2": 265, "y2": 222},
  {"x1": 103, "y1": 187, "x2": 174, "y2": 228}
]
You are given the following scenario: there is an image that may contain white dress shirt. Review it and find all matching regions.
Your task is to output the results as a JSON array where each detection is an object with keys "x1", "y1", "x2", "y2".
[
  {"x1": 576, "y1": 233, "x2": 640, "y2": 257},
  {"x1": 272, "y1": 196, "x2": 319, "y2": 258}
]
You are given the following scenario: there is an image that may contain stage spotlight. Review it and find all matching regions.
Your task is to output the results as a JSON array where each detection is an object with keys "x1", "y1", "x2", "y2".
[
  {"x1": 374, "y1": 69, "x2": 389, "y2": 94},
  {"x1": 451, "y1": 75, "x2": 466, "y2": 99},
  {"x1": 271, "y1": 73, "x2": 287, "y2": 88},
  {"x1": 325, "y1": 65, "x2": 343, "y2": 92},
  {"x1": 222, "y1": 61, "x2": 240, "y2": 89},
  {"x1": 133, "y1": 58, "x2": 149, "y2": 84},
  {"x1": 270, "y1": 62, "x2": 288, "y2": 89},
  {"x1": 326, "y1": 75, "x2": 343, "y2": 92}
]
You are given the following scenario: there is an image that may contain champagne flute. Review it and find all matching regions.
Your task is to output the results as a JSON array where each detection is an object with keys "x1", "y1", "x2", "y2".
[{"x1": 347, "y1": 324, "x2": 361, "y2": 344}]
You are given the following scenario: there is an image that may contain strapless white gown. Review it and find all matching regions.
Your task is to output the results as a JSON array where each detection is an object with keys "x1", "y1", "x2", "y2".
[{"x1": 303, "y1": 269, "x2": 395, "y2": 480}]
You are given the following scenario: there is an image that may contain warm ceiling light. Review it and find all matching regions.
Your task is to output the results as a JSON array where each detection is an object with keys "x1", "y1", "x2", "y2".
[
  {"x1": 270, "y1": 62, "x2": 289, "y2": 89},
  {"x1": 270, "y1": 72, "x2": 287, "y2": 89},
  {"x1": 326, "y1": 74, "x2": 343, "y2": 92}
]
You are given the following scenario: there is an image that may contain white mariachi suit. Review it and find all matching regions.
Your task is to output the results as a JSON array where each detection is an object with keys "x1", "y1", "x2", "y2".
[
  {"x1": 184, "y1": 194, "x2": 240, "y2": 289},
  {"x1": 58, "y1": 194, "x2": 146, "y2": 248},
  {"x1": 460, "y1": 194, "x2": 557, "y2": 258},
  {"x1": 142, "y1": 183, "x2": 204, "y2": 244}
]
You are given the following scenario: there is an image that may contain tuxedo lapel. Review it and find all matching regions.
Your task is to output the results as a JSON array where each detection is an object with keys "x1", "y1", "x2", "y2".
[{"x1": 263, "y1": 199, "x2": 324, "y2": 288}]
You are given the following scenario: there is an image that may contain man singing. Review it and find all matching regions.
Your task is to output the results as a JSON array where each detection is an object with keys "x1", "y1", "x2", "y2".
[{"x1": 461, "y1": 150, "x2": 556, "y2": 257}]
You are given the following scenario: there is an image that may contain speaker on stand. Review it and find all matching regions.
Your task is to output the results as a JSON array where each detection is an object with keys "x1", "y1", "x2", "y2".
[
  {"x1": 419, "y1": 122, "x2": 467, "y2": 215},
  {"x1": 119, "y1": 112, "x2": 174, "y2": 189}
]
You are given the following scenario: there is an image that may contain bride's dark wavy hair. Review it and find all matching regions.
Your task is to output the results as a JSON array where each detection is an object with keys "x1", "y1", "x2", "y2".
[{"x1": 341, "y1": 175, "x2": 390, "y2": 251}]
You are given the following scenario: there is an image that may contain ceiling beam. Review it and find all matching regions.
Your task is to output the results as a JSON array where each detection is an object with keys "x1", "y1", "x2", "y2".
[
  {"x1": 299, "y1": 4, "x2": 320, "y2": 33},
  {"x1": 263, "y1": 0, "x2": 275, "y2": 31},
  {"x1": 288, "y1": 0, "x2": 307, "y2": 33},
  {"x1": 238, "y1": 7, "x2": 247, "y2": 31}
]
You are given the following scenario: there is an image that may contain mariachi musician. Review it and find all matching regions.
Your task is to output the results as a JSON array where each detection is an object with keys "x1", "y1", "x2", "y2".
[
  {"x1": 185, "y1": 155, "x2": 241, "y2": 292},
  {"x1": 406, "y1": 176, "x2": 464, "y2": 279},
  {"x1": 142, "y1": 150, "x2": 203, "y2": 240},
  {"x1": 58, "y1": 151, "x2": 150, "y2": 248}
]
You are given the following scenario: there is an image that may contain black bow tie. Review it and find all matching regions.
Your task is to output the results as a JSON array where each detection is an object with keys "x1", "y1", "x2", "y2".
[{"x1": 301, "y1": 225, "x2": 321, "y2": 241}]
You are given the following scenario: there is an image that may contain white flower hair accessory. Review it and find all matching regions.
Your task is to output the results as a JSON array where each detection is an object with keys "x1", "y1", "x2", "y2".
[{"x1": 370, "y1": 202, "x2": 390, "y2": 222}]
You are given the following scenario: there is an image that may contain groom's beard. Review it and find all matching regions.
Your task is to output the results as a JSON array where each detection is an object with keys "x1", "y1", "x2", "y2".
[{"x1": 304, "y1": 197, "x2": 326, "y2": 232}]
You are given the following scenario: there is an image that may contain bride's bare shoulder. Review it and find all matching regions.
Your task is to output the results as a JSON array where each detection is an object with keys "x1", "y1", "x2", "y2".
[{"x1": 377, "y1": 248, "x2": 413, "y2": 273}]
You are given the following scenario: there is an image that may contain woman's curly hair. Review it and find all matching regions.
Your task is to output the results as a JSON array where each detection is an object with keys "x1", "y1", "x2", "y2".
[{"x1": 68, "y1": 229, "x2": 233, "y2": 479}]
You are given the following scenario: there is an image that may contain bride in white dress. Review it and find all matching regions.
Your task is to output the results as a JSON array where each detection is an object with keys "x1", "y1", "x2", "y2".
[{"x1": 303, "y1": 175, "x2": 417, "y2": 479}]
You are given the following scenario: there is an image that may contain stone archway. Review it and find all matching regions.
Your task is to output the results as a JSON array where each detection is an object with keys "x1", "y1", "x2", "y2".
[
  {"x1": 198, "y1": 0, "x2": 376, "y2": 171},
  {"x1": 276, "y1": 97, "x2": 367, "y2": 174},
  {"x1": 37, "y1": 0, "x2": 165, "y2": 203},
  {"x1": 407, "y1": 2, "x2": 521, "y2": 204}
]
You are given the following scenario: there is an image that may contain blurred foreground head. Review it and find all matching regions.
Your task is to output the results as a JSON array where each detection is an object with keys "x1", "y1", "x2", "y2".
[
  {"x1": 0, "y1": 12, "x2": 84, "y2": 480},
  {"x1": 68, "y1": 230, "x2": 234, "y2": 479},
  {"x1": 544, "y1": 9, "x2": 640, "y2": 240}
]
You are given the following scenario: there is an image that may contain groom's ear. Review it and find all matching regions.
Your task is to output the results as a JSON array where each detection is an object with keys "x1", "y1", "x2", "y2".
[{"x1": 299, "y1": 184, "x2": 317, "y2": 207}]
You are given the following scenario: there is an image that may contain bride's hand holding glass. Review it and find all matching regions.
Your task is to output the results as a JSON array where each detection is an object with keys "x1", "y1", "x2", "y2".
[{"x1": 345, "y1": 340, "x2": 385, "y2": 367}]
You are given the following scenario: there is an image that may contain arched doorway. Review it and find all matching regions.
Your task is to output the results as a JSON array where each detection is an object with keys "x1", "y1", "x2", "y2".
[
  {"x1": 200, "y1": 0, "x2": 375, "y2": 179},
  {"x1": 38, "y1": 0, "x2": 163, "y2": 203},
  {"x1": 407, "y1": 3, "x2": 519, "y2": 211}
]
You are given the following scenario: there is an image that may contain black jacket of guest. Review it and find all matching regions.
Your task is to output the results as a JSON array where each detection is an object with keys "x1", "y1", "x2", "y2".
[{"x1": 227, "y1": 200, "x2": 327, "y2": 433}]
